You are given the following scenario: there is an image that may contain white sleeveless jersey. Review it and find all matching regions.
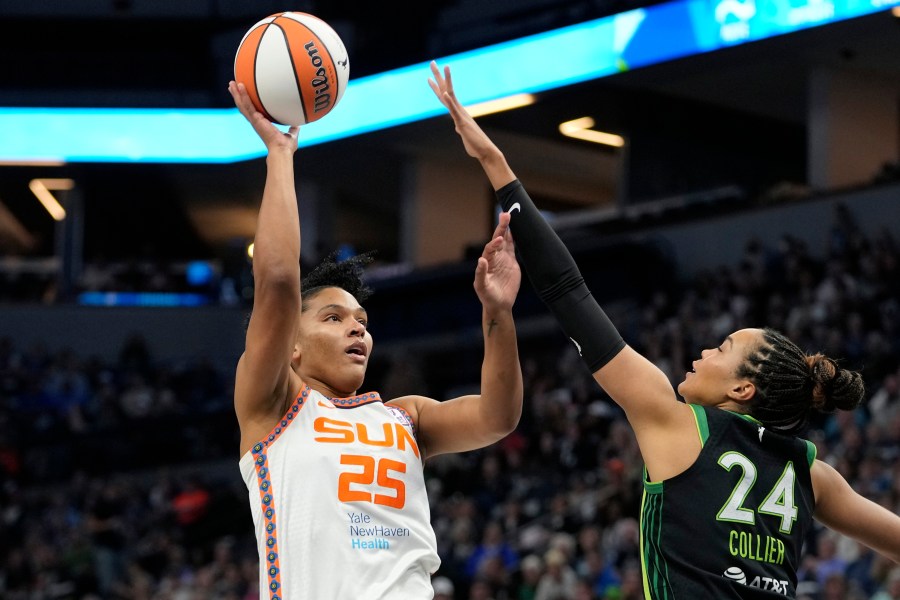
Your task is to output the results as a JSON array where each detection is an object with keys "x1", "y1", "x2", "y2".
[{"x1": 239, "y1": 386, "x2": 439, "y2": 599}]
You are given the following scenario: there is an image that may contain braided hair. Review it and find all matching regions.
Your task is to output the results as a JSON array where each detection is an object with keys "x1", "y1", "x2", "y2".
[
  {"x1": 736, "y1": 328, "x2": 864, "y2": 435},
  {"x1": 300, "y1": 251, "x2": 374, "y2": 310}
]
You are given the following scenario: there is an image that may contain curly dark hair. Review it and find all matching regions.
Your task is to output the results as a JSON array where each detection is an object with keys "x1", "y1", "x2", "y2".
[
  {"x1": 300, "y1": 251, "x2": 375, "y2": 310},
  {"x1": 242, "y1": 251, "x2": 375, "y2": 331}
]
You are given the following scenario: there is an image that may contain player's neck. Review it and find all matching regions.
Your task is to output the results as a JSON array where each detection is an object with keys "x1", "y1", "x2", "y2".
[{"x1": 302, "y1": 376, "x2": 359, "y2": 400}]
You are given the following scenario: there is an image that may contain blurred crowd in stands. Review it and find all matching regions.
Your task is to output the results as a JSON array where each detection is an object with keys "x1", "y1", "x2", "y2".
[
  {"x1": 2, "y1": 202, "x2": 900, "y2": 599},
  {"x1": 0, "y1": 255, "x2": 250, "y2": 306}
]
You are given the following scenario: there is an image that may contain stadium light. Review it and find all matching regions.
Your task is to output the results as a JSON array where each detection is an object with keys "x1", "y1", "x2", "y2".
[
  {"x1": 559, "y1": 117, "x2": 625, "y2": 147},
  {"x1": 28, "y1": 178, "x2": 74, "y2": 221},
  {"x1": 1, "y1": 0, "x2": 898, "y2": 163},
  {"x1": 466, "y1": 94, "x2": 536, "y2": 117}
]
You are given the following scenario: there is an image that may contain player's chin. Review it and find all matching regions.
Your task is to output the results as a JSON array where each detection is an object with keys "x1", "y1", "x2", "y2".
[
  {"x1": 344, "y1": 353, "x2": 370, "y2": 379},
  {"x1": 344, "y1": 356, "x2": 368, "y2": 379}
]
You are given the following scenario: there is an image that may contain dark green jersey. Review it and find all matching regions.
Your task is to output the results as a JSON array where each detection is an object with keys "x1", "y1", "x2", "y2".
[{"x1": 641, "y1": 405, "x2": 817, "y2": 599}]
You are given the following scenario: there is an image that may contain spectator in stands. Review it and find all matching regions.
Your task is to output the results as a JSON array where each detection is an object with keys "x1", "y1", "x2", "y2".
[
  {"x1": 535, "y1": 547, "x2": 577, "y2": 600},
  {"x1": 468, "y1": 577, "x2": 498, "y2": 600},
  {"x1": 466, "y1": 520, "x2": 518, "y2": 579},
  {"x1": 873, "y1": 567, "x2": 900, "y2": 600},
  {"x1": 814, "y1": 534, "x2": 850, "y2": 587},
  {"x1": 433, "y1": 575, "x2": 456, "y2": 600},
  {"x1": 87, "y1": 481, "x2": 128, "y2": 595},
  {"x1": 513, "y1": 553, "x2": 544, "y2": 600}
]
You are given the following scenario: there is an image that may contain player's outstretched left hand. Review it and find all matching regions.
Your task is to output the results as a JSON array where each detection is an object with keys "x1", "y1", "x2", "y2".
[{"x1": 474, "y1": 211, "x2": 520, "y2": 313}]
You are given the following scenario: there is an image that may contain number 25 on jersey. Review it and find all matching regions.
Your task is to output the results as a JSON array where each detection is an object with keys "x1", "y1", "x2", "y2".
[{"x1": 338, "y1": 454, "x2": 406, "y2": 509}]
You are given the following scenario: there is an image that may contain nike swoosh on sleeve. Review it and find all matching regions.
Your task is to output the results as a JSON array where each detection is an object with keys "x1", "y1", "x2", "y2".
[{"x1": 508, "y1": 202, "x2": 521, "y2": 214}]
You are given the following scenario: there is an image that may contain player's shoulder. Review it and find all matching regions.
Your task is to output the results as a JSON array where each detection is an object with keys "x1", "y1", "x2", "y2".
[
  {"x1": 385, "y1": 394, "x2": 437, "y2": 423},
  {"x1": 385, "y1": 394, "x2": 432, "y2": 411}
]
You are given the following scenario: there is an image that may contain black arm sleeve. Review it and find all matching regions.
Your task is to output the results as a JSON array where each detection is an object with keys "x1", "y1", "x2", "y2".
[{"x1": 497, "y1": 179, "x2": 625, "y2": 372}]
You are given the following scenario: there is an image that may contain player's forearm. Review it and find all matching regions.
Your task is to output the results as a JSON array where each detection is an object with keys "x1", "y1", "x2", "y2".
[
  {"x1": 477, "y1": 146, "x2": 517, "y2": 192},
  {"x1": 843, "y1": 499, "x2": 900, "y2": 564},
  {"x1": 253, "y1": 150, "x2": 301, "y2": 288},
  {"x1": 815, "y1": 461, "x2": 900, "y2": 564},
  {"x1": 496, "y1": 180, "x2": 625, "y2": 373},
  {"x1": 478, "y1": 308, "x2": 523, "y2": 436}
]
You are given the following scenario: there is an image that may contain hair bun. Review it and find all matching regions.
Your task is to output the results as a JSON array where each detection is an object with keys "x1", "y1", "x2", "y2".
[{"x1": 805, "y1": 354, "x2": 864, "y2": 412}]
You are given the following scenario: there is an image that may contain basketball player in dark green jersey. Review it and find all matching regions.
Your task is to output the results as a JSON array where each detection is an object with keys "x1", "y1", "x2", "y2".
[{"x1": 430, "y1": 61, "x2": 900, "y2": 598}]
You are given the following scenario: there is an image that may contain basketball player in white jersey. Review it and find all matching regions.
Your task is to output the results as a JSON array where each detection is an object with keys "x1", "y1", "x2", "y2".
[{"x1": 228, "y1": 80, "x2": 523, "y2": 600}]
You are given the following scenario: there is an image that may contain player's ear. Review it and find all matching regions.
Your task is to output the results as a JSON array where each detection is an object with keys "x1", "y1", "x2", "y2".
[{"x1": 727, "y1": 380, "x2": 755, "y2": 403}]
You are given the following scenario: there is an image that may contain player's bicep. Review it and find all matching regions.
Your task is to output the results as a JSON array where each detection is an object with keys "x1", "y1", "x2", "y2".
[
  {"x1": 236, "y1": 283, "x2": 299, "y2": 417},
  {"x1": 392, "y1": 395, "x2": 497, "y2": 458},
  {"x1": 593, "y1": 345, "x2": 682, "y2": 427},
  {"x1": 813, "y1": 460, "x2": 900, "y2": 559},
  {"x1": 234, "y1": 353, "x2": 285, "y2": 421},
  {"x1": 812, "y1": 459, "x2": 856, "y2": 528}
]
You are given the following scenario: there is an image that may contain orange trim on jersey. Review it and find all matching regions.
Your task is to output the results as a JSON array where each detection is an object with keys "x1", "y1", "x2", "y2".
[
  {"x1": 253, "y1": 385, "x2": 310, "y2": 450},
  {"x1": 387, "y1": 404, "x2": 418, "y2": 439},
  {"x1": 253, "y1": 449, "x2": 282, "y2": 600},
  {"x1": 249, "y1": 386, "x2": 310, "y2": 600},
  {"x1": 328, "y1": 391, "x2": 384, "y2": 409}
]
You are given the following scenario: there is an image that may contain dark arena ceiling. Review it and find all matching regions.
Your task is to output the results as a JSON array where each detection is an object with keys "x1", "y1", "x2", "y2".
[{"x1": 1, "y1": 0, "x2": 899, "y2": 263}]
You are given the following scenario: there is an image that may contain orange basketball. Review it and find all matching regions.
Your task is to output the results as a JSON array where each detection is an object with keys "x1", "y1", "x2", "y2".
[{"x1": 234, "y1": 12, "x2": 349, "y2": 126}]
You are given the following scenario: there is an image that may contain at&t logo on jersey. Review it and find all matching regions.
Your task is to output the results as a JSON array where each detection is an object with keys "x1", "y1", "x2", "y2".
[
  {"x1": 723, "y1": 566, "x2": 746, "y2": 584},
  {"x1": 723, "y1": 566, "x2": 789, "y2": 595}
]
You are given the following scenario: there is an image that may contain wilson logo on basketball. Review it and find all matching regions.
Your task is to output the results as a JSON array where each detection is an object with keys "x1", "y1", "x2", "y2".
[
  {"x1": 233, "y1": 11, "x2": 348, "y2": 125},
  {"x1": 304, "y1": 41, "x2": 333, "y2": 114}
]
